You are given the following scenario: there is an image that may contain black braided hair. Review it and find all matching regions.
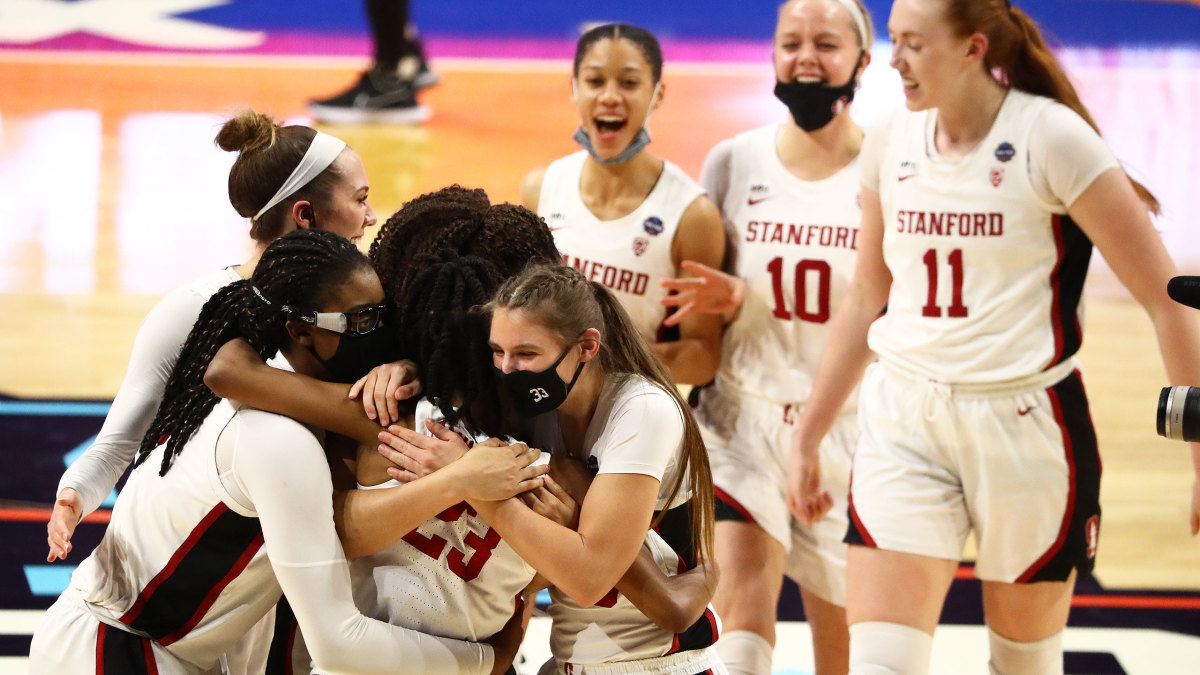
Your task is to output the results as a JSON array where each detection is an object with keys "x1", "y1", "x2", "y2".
[
  {"x1": 136, "y1": 229, "x2": 372, "y2": 475},
  {"x1": 397, "y1": 249, "x2": 505, "y2": 435}
]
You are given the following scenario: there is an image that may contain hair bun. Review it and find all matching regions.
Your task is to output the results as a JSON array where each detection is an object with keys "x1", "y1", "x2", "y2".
[{"x1": 215, "y1": 109, "x2": 279, "y2": 154}]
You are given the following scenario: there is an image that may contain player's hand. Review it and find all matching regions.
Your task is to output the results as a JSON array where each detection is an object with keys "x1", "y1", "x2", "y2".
[
  {"x1": 378, "y1": 419, "x2": 468, "y2": 482},
  {"x1": 520, "y1": 476, "x2": 579, "y2": 530},
  {"x1": 548, "y1": 454, "x2": 594, "y2": 505},
  {"x1": 47, "y1": 488, "x2": 83, "y2": 562},
  {"x1": 348, "y1": 360, "x2": 421, "y2": 426},
  {"x1": 455, "y1": 440, "x2": 547, "y2": 502},
  {"x1": 659, "y1": 260, "x2": 746, "y2": 327},
  {"x1": 786, "y1": 428, "x2": 833, "y2": 526}
]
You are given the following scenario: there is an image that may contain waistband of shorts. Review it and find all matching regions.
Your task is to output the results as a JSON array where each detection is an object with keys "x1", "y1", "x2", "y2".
[
  {"x1": 709, "y1": 377, "x2": 857, "y2": 419},
  {"x1": 876, "y1": 358, "x2": 1078, "y2": 397},
  {"x1": 561, "y1": 646, "x2": 721, "y2": 674}
]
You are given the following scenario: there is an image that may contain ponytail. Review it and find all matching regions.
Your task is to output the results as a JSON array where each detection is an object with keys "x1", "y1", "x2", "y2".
[{"x1": 946, "y1": 0, "x2": 1159, "y2": 213}]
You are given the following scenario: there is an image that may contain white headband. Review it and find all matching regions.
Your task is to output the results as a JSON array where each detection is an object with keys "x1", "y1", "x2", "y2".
[
  {"x1": 254, "y1": 131, "x2": 347, "y2": 220},
  {"x1": 830, "y1": 0, "x2": 872, "y2": 51}
]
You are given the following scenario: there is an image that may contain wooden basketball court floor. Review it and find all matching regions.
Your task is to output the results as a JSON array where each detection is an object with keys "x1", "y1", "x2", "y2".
[{"x1": 1, "y1": 49, "x2": 1199, "y2": 672}]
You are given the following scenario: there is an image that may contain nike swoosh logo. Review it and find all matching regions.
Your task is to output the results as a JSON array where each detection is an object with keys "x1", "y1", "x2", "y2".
[
  {"x1": 747, "y1": 197, "x2": 772, "y2": 205},
  {"x1": 898, "y1": 174, "x2": 917, "y2": 182},
  {"x1": 1018, "y1": 407, "x2": 1033, "y2": 416}
]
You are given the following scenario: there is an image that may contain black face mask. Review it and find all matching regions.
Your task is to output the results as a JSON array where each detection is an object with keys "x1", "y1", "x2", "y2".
[
  {"x1": 311, "y1": 328, "x2": 398, "y2": 384},
  {"x1": 494, "y1": 345, "x2": 586, "y2": 418},
  {"x1": 774, "y1": 55, "x2": 864, "y2": 133}
]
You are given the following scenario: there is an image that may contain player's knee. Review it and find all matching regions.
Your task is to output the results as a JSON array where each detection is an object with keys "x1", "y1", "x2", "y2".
[
  {"x1": 987, "y1": 628, "x2": 1063, "y2": 675},
  {"x1": 716, "y1": 629, "x2": 774, "y2": 675},
  {"x1": 848, "y1": 621, "x2": 932, "y2": 675}
]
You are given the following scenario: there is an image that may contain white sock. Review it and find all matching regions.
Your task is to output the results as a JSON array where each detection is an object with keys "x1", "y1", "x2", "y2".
[
  {"x1": 848, "y1": 621, "x2": 933, "y2": 675},
  {"x1": 988, "y1": 628, "x2": 1063, "y2": 675},
  {"x1": 716, "y1": 629, "x2": 773, "y2": 675}
]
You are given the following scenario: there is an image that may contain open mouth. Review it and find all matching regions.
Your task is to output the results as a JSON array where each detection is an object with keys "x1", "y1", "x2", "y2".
[
  {"x1": 794, "y1": 76, "x2": 824, "y2": 84},
  {"x1": 594, "y1": 116, "x2": 627, "y2": 134}
]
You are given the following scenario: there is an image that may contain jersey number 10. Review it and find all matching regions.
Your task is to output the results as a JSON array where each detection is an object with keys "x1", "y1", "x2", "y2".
[{"x1": 767, "y1": 257, "x2": 831, "y2": 323}]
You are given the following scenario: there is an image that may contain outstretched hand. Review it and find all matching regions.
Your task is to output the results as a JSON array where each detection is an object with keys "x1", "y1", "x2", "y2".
[
  {"x1": 659, "y1": 260, "x2": 746, "y2": 327},
  {"x1": 348, "y1": 360, "x2": 421, "y2": 427},
  {"x1": 47, "y1": 488, "x2": 83, "y2": 562}
]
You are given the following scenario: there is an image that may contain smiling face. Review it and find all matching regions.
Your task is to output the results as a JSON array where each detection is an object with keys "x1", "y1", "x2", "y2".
[
  {"x1": 774, "y1": 0, "x2": 866, "y2": 89},
  {"x1": 887, "y1": 0, "x2": 974, "y2": 110},
  {"x1": 572, "y1": 37, "x2": 661, "y2": 161},
  {"x1": 488, "y1": 307, "x2": 578, "y2": 377},
  {"x1": 312, "y1": 147, "x2": 377, "y2": 245}
]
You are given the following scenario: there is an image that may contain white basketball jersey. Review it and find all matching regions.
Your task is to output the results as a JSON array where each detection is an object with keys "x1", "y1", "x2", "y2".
[
  {"x1": 539, "y1": 150, "x2": 705, "y2": 338},
  {"x1": 67, "y1": 399, "x2": 286, "y2": 670},
  {"x1": 869, "y1": 90, "x2": 1093, "y2": 383},
  {"x1": 709, "y1": 124, "x2": 862, "y2": 406},
  {"x1": 351, "y1": 399, "x2": 536, "y2": 641},
  {"x1": 548, "y1": 530, "x2": 719, "y2": 664}
]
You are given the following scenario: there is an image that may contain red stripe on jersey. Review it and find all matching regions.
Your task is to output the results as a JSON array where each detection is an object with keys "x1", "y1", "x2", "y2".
[
  {"x1": 1017, "y1": 384, "x2": 1077, "y2": 582},
  {"x1": 713, "y1": 486, "x2": 758, "y2": 526},
  {"x1": 158, "y1": 529, "x2": 265, "y2": 645},
  {"x1": 120, "y1": 503, "x2": 233, "y2": 626},
  {"x1": 143, "y1": 640, "x2": 159, "y2": 675},
  {"x1": 96, "y1": 622, "x2": 106, "y2": 675}
]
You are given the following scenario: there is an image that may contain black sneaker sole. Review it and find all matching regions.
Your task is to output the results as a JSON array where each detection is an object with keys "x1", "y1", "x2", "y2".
[{"x1": 307, "y1": 103, "x2": 432, "y2": 125}]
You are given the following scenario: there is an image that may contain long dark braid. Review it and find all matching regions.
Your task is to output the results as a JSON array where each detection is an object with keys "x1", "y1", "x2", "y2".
[
  {"x1": 397, "y1": 250, "x2": 505, "y2": 435},
  {"x1": 136, "y1": 230, "x2": 372, "y2": 475}
]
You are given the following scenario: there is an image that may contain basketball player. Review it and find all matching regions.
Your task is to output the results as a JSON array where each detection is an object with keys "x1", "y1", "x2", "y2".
[
  {"x1": 47, "y1": 110, "x2": 379, "y2": 565},
  {"x1": 520, "y1": 23, "x2": 726, "y2": 386},
  {"x1": 788, "y1": 1, "x2": 1200, "y2": 673},
  {"x1": 29, "y1": 231, "x2": 537, "y2": 674},
  {"x1": 661, "y1": 1, "x2": 874, "y2": 672},
  {"x1": 473, "y1": 264, "x2": 725, "y2": 674}
]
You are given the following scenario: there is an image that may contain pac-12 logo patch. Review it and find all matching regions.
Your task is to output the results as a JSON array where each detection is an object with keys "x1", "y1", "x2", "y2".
[
  {"x1": 643, "y1": 216, "x2": 664, "y2": 236},
  {"x1": 1086, "y1": 514, "x2": 1100, "y2": 559},
  {"x1": 990, "y1": 167, "x2": 1004, "y2": 187},
  {"x1": 633, "y1": 237, "x2": 650, "y2": 256},
  {"x1": 994, "y1": 142, "x2": 1015, "y2": 163}
]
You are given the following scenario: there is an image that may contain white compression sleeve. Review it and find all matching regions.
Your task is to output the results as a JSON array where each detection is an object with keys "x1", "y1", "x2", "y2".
[
  {"x1": 716, "y1": 629, "x2": 774, "y2": 675},
  {"x1": 988, "y1": 629, "x2": 1063, "y2": 675},
  {"x1": 232, "y1": 410, "x2": 493, "y2": 674},
  {"x1": 57, "y1": 270, "x2": 234, "y2": 514},
  {"x1": 848, "y1": 621, "x2": 932, "y2": 675}
]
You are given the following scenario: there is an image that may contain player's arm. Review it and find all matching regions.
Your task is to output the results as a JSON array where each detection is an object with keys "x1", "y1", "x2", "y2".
[
  {"x1": 615, "y1": 541, "x2": 718, "y2": 633},
  {"x1": 519, "y1": 167, "x2": 546, "y2": 212},
  {"x1": 233, "y1": 414, "x2": 495, "y2": 674},
  {"x1": 655, "y1": 195, "x2": 727, "y2": 385},
  {"x1": 50, "y1": 285, "x2": 209, "y2": 560},
  {"x1": 204, "y1": 338, "x2": 387, "y2": 445},
  {"x1": 788, "y1": 185, "x2": 889, "y2": 524}
]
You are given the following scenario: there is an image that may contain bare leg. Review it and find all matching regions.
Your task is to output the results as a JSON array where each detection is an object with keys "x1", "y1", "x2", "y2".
[
  {"x1": 799, "y1": 586, "x2": 849, "y2": 675},
  {"x1": 713, "y1": 521, "x2": 784, "y2": 674}
]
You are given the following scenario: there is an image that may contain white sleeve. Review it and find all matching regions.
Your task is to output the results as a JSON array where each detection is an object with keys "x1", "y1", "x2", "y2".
[
  {"x1": 859, "y1": 109, "x2": 896, "y2": 194},
  {"x1": 231, "y1": 412, "x2": 494, "y2": 675},
  {"x1": 699, "y1": 138, "x2": 735, "y2": 211},
  {"x1": 57, "y1": 285, "x2": 211, "y2": 515},
  {"x1": 1028, "y1": 103, "x2": 1121, "y2": 209},
  {"x1": 593, "y1": 384, "x2": 684, "y2": 482}
]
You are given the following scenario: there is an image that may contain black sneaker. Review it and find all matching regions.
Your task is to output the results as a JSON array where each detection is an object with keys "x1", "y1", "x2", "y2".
[
  {"x1": 400, "y1": 39, "x2": 440, "y2": 90},
  {"x1": 308, "y1": 71, "x2": 431, "y2": 125}
]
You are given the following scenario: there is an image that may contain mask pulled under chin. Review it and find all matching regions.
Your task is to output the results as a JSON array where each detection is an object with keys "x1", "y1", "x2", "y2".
[
  {"x1": 312, "y1": 328, "x2": 397, "y2": 384},
  {"x1": 573, "y1": 126, "x2": 652, "y2": 165},
  {"x1": 494, "y1": 346, "x2": 586, "y2": 418},
  {"x1": 773, "y1": 57, "x2": 863, "y2": 133}
]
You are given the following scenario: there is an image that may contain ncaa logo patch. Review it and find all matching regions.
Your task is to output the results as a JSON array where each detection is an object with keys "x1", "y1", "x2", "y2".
[
  {"x1": 643, "y1": 216, "x2": 664, "y2": 236},
  {"x1": 994, "y1": 142, "x2": 1015, "y2": 163},
  {"x1": 990, "y1": 167, "x2": 1004, "y2": 187},
  {"x1": 633, "y1": 237, "x2": 650, "y2": 256}
]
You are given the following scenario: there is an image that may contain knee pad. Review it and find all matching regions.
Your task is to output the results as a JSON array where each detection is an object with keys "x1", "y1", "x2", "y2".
[
  {"x1": 716, "y1": 629, "x2": 774, "y2": 675},
  {"x1": 988, "y1": 628, "x2": 1063, "y2": 675},
  {"x1": 848, "y1": 621, "x2": 932, "y2": 675}
]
